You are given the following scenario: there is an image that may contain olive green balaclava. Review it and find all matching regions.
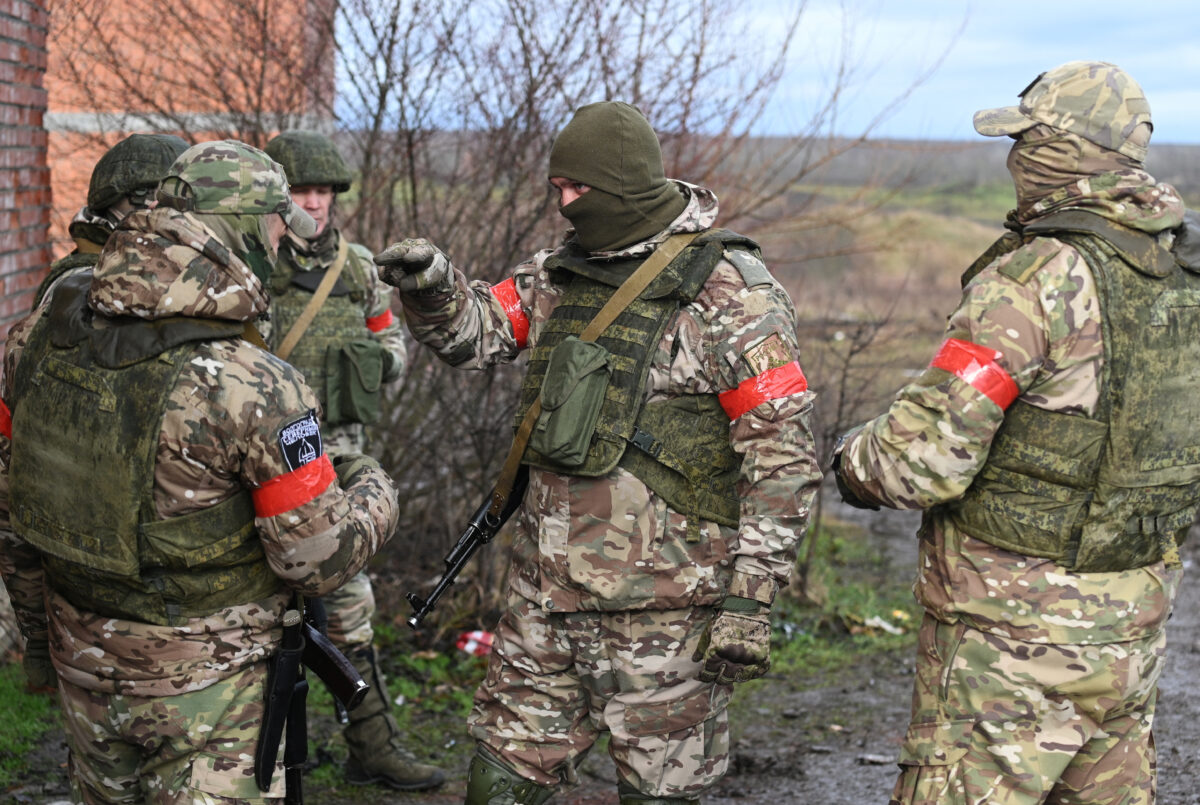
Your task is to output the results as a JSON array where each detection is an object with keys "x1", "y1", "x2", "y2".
[{"x1": 548, "y1": 101, "x2": 687, "y2": 253}]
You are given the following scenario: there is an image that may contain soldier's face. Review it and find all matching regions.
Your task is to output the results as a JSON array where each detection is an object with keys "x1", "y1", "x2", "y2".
[
  {"x1": 291, "y1": 185, "x2": 335, "y2": 236},
  {"x1": 549, "y1": 176, "x2": 591, "y2": 209}
]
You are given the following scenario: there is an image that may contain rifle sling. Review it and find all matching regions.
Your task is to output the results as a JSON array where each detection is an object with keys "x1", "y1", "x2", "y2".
[{"x1": 488, "y1": 232, "x2": 700, "y2": 517}]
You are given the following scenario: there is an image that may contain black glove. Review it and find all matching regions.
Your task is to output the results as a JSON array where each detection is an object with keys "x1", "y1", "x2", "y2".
[{"x1": 831, "y1": 433, "x2": 880, "y2": 511}]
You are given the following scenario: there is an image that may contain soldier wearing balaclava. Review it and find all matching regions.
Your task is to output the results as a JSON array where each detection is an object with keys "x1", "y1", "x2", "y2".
[{"x1": 372, "y1": 100, "x2": 820, "y2": 804}]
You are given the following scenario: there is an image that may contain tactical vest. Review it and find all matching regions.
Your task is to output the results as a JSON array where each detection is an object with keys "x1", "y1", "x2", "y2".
[
  {"x1": 270, "y1": 233, "x2": 374, "y2": 425},
  {"x1": 516, "y1": 230, "x2": 764, "y2": 531},
  {"x1": 943, "y1": 210, "x2": 1200, "y2": 571},
  {"x1": 33, "y1": 252, "x2": 100, "y2": 309},
  {"x1": 8, "y1": 275, "x2": 280, "y2": 625}
]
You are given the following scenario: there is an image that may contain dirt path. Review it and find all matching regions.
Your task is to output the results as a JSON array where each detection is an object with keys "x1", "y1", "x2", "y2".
[{"x1": 9, "y1": 503, "x2": 1200, "y2": 804}]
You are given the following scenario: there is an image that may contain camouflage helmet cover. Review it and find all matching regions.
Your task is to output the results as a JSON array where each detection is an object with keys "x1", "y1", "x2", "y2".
[
  {"x1": 973, "y1": 60, "x2": 1152, "y2": 162},
  {"x1": 87, "y1": 133, "x2": 190, "y2": 212},
  {"x1": 157, "y1": 140, "x2": 317, "y2": 238},
  {"x1": 264, "y1": 130, "x2": 353, "y2": 193}
]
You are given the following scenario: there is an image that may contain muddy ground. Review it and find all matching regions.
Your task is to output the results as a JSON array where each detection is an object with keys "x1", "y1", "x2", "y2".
[{"x1": 9, "y1": 501, "x2": 1200, "y2": 804}]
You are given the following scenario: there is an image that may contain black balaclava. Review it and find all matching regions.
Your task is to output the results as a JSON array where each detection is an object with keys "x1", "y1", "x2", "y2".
[{"x1": 548, "y1": 101, "x2": 687, "y2": 253}]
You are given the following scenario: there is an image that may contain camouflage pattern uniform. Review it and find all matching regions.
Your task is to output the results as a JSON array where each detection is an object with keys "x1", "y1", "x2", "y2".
[
  {"x1": 34, "y1": 133, "x2": 189, "y2": 307},
  {"x1": 389, "y1": 103, "x2": 821, "y2": 803},
  {"x1": 261, "y1": 131, "x2": 443, "y2": 793},
  {"x1": 834, "y1": 63, "x2": 1192, "y2": 805},
  {"x1": 0, "y1": 141, "x2": 399, "y2": 804}
]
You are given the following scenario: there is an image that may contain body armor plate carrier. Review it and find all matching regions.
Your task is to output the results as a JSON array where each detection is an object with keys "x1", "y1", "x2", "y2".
[{"x1": 943, "y1": 210, "x2": 1200, "y2": 571}]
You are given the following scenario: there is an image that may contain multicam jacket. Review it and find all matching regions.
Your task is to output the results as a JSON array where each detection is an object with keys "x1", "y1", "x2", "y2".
[
  {"x1": 401, "y1": 183, "x2": 821, "y2": 612},
  {"x1": 0, "y1": 207, "x2": 399, "y2": 696},
  {"x1": 839, "y1": 170, "x2": 1187, "y2": 645}
]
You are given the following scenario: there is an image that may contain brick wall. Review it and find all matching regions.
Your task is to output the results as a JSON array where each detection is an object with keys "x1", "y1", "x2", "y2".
[{"x1": 0, "y1": 0, "x2": 50, "y2": 343}]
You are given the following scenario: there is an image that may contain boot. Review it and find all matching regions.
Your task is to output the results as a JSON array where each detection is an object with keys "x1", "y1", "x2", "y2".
[
  {"x1": 465, "y1": 744, "x2": 556, "y2": 805},
  {"x1": 617, "y1": 779, "x2": 700, "y2": 805},
  {"x1": 343, "y1": 645, "x2": 446, "y2": 791}
]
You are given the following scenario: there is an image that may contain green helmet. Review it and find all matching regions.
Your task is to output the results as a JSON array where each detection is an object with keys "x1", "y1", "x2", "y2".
[
  {"x1": 973, "y1": 61, "x2": 1152, "y2": 162},
  {"x1": 156, "y1": 140, "x2": 316, "y2": 238},
  {"x1": 264, "y1": 130, "x2": 353, "y2": 193},
  {"x1": 86, "y1": 133, "x2": 190, "y2": 212}
]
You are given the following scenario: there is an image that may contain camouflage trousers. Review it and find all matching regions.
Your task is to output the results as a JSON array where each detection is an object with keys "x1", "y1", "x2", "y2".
[
  {"x1": 891, "y1": 614, "x2": 1166, "y2": 805},
  {"x1": 321, "y1": 569, "x2": 375, "y2": 650},
  {"x1": 59, "y1": 663, "x2": 285, "y2": 804},
  {"x1": 468, "y1": 596, "x2": 732, "y2": 799}
]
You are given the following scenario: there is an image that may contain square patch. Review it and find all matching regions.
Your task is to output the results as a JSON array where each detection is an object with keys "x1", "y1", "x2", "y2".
[
  {"x1": 278, "y1": 409, "x2": 323, "y2": 471},
  {"x1": 742, "y1": 333, "x2": 792, "y2": 376}
]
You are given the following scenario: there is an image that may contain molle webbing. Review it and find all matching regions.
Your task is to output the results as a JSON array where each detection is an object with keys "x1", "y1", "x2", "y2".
[
  {"x1": 945, "y1": 211, "x2": 1200, "y2": 571},
  {"x1": 8, "y1": 278, "x2": 276, "y2": 625},
  {"x1": 517, "y1": 230, "x2": 758, "y2": 529}
]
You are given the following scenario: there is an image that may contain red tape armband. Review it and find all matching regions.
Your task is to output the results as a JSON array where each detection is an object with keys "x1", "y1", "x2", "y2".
[
  {"x1": 929, "y1": 338, "x2": 1019, "y2": 410},
  {"x1": 366, "y1": 309, "x2": 394, "y2": 332},
  {"x1": 719, "y1": 361, "x2": 808, "y2": 420},
  {"x1": 252, "y1": 454, "x2": 337, "y2": 518},
  {"x1": 0, "y1": 399, "x2": 10, "y2": 440},
  {"x1": 490, "y1": 278, "x2": 530, "y2": 350}
]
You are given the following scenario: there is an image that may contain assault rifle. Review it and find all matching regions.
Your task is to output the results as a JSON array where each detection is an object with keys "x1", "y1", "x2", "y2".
[{"x1": 406, "y1": 468, "x2": 529, "y2": 629}]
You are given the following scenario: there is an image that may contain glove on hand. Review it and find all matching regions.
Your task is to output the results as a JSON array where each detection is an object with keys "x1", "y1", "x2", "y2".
[
  {"x1": 22, "y1": 638, "x2": 57, "y2": 695},
  {"x1": 831, "y1": 433, "x2": 880, "y2": 511},
  {"x1": 373, "y1": 237, "x2": 451, "y2": 293},
  {"x1": 694, "y1": 596, "x2": 772, "y2": 684},
  {"x1": 332, "y1": 453, "x2": 380, "y2": 486}
]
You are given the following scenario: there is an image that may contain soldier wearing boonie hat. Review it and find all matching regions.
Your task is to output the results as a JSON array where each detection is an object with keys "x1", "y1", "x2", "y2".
[
  {"x1": 0, "y1": 139, "x2": 400, "y2": 801},
  {"x1": 834, "y1": 61, "x2": 1199, "y2": 804}
]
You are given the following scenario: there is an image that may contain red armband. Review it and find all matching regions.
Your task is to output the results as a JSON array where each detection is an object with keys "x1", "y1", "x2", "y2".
[
  {"x1": 366, "y1": 309, "x2": 394, "y2": 332},
  {"x1": 252, "y1": 454, "x2": 337, "y2": 518},
  {"x1": 929, "y1": 338, "x2": 1019, "y2": 410},
  {"x1": 719, "y1": 361, "x2": 808, "y2": 420},
  {"x1": 490, "y1": 278, "x2": 530, "y2": 350},
  {"x1": 0, "y1": 399, "x2": 10, "y2": 440}
]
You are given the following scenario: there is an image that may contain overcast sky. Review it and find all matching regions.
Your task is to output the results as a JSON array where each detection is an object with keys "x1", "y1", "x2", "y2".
[{"x1": 755, "y1": 0, "x2": 1200, "y2": 143}]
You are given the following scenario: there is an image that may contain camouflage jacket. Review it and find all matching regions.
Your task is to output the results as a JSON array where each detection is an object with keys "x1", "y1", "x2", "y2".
[
  {"x1": 839, "y1": 170, "x2": 1186, "y2": 645},
  {"x1": 0, "y1": 207, "x2": 399, "y2": 696},
  {"x1": 401, "y1": 183, "x2": 821, "y2": 611},
  {"x1": 263, "y1": 228, "x2": 407, "y2": 455}
]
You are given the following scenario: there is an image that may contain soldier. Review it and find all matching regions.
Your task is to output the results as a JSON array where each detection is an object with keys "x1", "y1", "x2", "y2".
[
  {"x1": 35, "y1": 132, "x2": 189, "y2": 307},
  {"x1": 261, "y1": 130, "x2": 442, "y2": 792},
  {"x1": 832, "y1": 61, "x2": 1198, "y2": 804},
  {"x1": 0, "y1": 141, "x2": 400, "y2": 802},
  {"x1": 374, "y1": 101, "x2": 821, "y2": 804}
]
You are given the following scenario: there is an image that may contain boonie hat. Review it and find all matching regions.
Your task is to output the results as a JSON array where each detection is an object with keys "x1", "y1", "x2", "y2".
[
  {"x1": 157, "y1": 140, "x2": 316, "y2": 237},
  {"x1": 973, "y1": 60, "x2": 1152, "y2": 162}
]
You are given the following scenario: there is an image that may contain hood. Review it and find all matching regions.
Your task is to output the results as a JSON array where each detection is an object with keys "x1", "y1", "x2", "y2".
[{"x1": 89, "y1": 207, "x2": 270, "y2": 322}]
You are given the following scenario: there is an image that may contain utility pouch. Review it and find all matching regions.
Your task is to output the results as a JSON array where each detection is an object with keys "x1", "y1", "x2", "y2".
[
  {"x1": 529, "y1": 336, "x2": 612, "y2": 467},
  {"x1": 324, "y1": 339, "x2": 387, "y2": 426}
]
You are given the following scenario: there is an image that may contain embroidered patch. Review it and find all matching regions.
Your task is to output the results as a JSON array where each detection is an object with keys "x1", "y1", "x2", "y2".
[
  {"x1": 278, "y1": 409, "x2": 323, "y2": 471},
  {"x1": 743, "y1": 333, "x2": 793, "y2": 375}
]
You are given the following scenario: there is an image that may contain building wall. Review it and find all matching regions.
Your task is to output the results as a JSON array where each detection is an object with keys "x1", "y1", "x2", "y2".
[{"x1": 0, "y1": 0, "x2": 51, "y2": 342}]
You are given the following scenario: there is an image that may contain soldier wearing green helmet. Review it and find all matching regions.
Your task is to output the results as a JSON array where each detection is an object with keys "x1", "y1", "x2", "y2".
[
  {"x1": 34, "y1": 132, "x2": 189, "y2": 308},
  {"x1": 0, "y1": 140, "x2": 402, "y2": 802},
  {"x1": 834, "y1": 61, "x2": 1199, "y2": 803},
  {"x1": 262, "y1": 130, "x2": 440, "y2": 792}
]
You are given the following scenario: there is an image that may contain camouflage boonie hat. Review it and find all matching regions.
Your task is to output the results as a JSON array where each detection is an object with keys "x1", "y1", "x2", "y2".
[
  {"x1": 973, "y1": 61, "x2": 1152, "y2": 162},
  {"x1": 157, "y1": 140, "x2": 316, "y2": 237},
  {"x1": 87, "y1": 133, "x2": 190, "y2": 211},
  {"x1": 265, "y1": 130, "x2": 353, "y2": 193}
]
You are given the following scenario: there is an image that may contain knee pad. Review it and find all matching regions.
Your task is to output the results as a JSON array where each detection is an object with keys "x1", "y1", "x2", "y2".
[{"x1": 465, "y1": 744, "x2": 556, "y2": 805}]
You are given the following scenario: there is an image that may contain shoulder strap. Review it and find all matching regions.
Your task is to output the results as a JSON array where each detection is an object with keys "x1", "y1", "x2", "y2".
[
  {"x1": 275, "y1": 236, "x2": 350, "y2": 361},
  {"x1": 488, "y1": 231, "x2": 701, "y2": 517}
]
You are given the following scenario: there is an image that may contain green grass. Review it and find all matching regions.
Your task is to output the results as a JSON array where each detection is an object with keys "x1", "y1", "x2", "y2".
[{"x1": 0, "y1": 663, "x2": 61, "y2": 787}]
